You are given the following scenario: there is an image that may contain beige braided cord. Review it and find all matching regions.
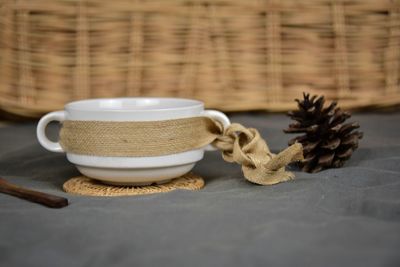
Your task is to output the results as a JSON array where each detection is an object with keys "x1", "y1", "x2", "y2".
[{"x1": 213, "y1": 123, "x2": 303, "y2": 185}]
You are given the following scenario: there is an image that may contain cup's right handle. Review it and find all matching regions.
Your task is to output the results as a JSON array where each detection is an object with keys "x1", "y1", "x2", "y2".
[
  {"x1": 36, "y1": 111, "x2": 66, "y2": 153},
  {"x1": 202, "y1": 109, "x2": 230, "y2": 151}
]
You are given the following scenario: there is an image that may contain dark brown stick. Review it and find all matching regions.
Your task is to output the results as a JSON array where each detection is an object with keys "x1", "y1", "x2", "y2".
[{"x1": 0, "y1": 177, "x2": 68, "y2": 208}]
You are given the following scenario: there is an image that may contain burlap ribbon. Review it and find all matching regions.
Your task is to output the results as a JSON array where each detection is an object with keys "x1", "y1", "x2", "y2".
[{"x1": 60, "y1": 117, "x2": 303, "y2": 185}]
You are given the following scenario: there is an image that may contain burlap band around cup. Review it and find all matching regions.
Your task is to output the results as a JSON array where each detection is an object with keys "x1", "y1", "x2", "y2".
[
  {"x1": 60, "y1": 117, "x2": 222, "y2": 157},
  {"x1": 59, "y1": 116, "x2": 304, "y2": 186}
]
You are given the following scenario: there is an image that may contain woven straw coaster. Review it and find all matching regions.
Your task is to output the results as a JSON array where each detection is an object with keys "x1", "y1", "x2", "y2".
[{"x1": 63, "y1": 173, "x2": 204, "y2": 197}]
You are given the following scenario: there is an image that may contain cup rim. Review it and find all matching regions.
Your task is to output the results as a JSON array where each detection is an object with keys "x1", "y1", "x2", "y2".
[{"x1": 65, "y1": 97, "x2": 204, "y2": 112}]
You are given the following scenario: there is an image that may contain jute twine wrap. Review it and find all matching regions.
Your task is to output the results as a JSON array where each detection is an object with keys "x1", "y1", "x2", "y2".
[{"x1": 60, "y1": 117, "x2": 303, "y2": 185}]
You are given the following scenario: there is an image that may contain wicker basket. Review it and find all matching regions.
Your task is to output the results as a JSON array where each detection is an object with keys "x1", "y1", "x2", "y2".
[{"x1": 1, "y1": 0, "x2": 400, "y2": 117}]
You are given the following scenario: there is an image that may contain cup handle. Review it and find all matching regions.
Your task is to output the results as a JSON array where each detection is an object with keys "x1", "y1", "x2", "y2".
[
  {"x1": 36, "y1": 111, "x2": 66, "y2": 153},
  {"x1": 202, "y1": 109, "x2": 230, "y2": 151}
]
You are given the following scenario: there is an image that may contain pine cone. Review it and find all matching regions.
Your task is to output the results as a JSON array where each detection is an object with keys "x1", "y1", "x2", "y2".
[{"x1": 284, "y1": 93, "x2": 363, "y2": 173}]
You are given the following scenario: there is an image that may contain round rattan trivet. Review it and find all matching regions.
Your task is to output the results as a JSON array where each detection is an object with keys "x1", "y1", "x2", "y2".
[{"x1": 63, "y1": 173, "x2": 204, "y2": 197}]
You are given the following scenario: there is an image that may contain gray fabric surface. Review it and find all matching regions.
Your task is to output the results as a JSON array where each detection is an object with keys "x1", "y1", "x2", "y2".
[{"x1": 0, "y1": 112, "x2": 399, "y2": 267}]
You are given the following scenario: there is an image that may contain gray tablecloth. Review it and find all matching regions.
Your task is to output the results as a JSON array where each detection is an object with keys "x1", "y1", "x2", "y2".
[{"x1": 0, "y1": 113, "x2": 399, "y2": 267}]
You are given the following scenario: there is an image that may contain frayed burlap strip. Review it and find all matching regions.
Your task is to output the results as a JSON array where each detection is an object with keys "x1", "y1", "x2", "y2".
[
  {"x1": 60, "y1": 117, "x2": 303, "y2": 185},
  {"x1": 212, "y1": 124, "x2": 303, "y2": 185}
]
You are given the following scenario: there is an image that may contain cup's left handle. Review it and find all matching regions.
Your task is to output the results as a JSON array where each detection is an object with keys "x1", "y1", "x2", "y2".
[{"x1": 36, "y1": 111, "x2": 66, "y2": 153}]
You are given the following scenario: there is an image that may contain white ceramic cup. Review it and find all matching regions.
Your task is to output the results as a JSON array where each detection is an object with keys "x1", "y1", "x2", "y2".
[{"x1": 37, "y1": 98, "x2": 230, "y2": 185}]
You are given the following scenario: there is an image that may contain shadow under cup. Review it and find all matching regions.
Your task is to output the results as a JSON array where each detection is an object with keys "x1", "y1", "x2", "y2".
[{"x1": 37, "y1": 98, "x2": 230, "y2": 185}]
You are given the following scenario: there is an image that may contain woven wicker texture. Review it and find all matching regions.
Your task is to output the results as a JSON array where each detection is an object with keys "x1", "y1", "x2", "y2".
[
  {"x1": 63, "y1": 173, "x2": 204, "y2": 196},
  {"x1": 1, "y1": 0, "x2": 400, "y2": 117}
]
